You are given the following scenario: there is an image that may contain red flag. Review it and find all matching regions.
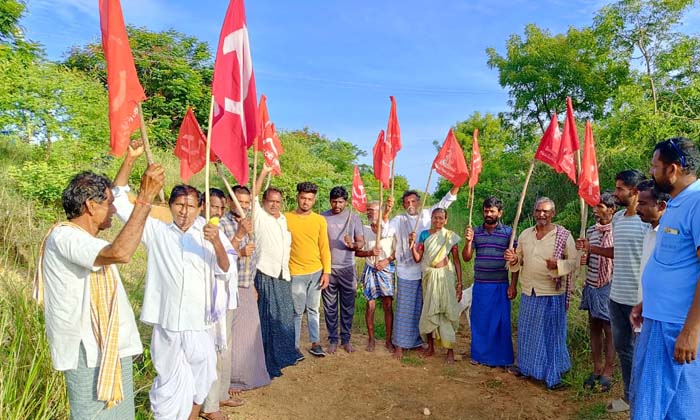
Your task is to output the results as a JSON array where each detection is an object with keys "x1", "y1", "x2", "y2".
[
  {"x1": 557, "y1": 97, "x2": 580, "y2": 183},
  {"x1": 433, "y1": 129, "x2": 469, "y2": 187},
  {"x1": 578, "y1": 121, "x2": 601, "y2": 206},
  {"x1": 468, "y1": 129, "x2": 482, "y2": 188},
  {"x1": 255, "y1": 95, "x2": 284, "y2": 175},
  {"x1": 99, "y1": 0, "x2": 146, "y2": 157},
  {"x1": 386, "y1": 96, "x2": 401, "y2": 160},
  {"x1": 351, "y1": 165, "x2": 367, "y2": 213},
  {"x1": 372, "y1": 130, "x2": 391, "y2": 189},
  {"x1": 210, "y1": 0, "x2": 258, "y2": 185},
  {"x1": 174, "y1": 108, "x2": 213, "y2": 183},
  {"x1": 534, "y1": 112, "x2": 562, "y2": 170}
]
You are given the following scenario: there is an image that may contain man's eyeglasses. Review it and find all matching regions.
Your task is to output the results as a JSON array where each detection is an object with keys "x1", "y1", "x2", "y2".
[{"x1": 668, "y1": 139, "x2": 687, "y2": 168}]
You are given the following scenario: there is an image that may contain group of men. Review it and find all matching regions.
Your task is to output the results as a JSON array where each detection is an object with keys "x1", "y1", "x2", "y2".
[{"x1": 36, "y1": 136, "x2": 700, "y2": 420}]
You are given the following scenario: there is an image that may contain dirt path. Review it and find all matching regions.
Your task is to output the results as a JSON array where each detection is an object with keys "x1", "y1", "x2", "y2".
[{"x1": 224, "y1": 327, "x2": 582, "y2": 420}]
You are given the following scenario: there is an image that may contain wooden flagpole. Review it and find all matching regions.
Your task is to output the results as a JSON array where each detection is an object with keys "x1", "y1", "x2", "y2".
[
  {"x1": 468, "y1": 186, "x2": 475, "y2": 227},
  {"x1": 508, "y1": 159, "x2": 536, "y2": 249},
  {"x1": 215, "y1": 162, "x2": 246, "y2": 221},
  {"x1": 577, "y1": 149, "x2": 587, "y2": 238},
  {"x1": 203, "y1": 97, "x2": 216, "y2": 221},
  {"x1": 413, "y1": 168, "x2": 434, "y2": 232},
  {"x1": 137, "y1": 103, "x2": 165, "y2": 203},
  {"x1": 377, "y1": 184, "x2": 384, "y2": 251},
  {"x1": 390, "y1": 160, "x2": 396, "y2": 198},
  {"x1": 250, "y1": 136, "x2": 259, "y2": 235}
]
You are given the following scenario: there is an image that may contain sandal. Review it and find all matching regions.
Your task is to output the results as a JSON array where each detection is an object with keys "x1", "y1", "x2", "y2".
[
  {"x1": 199, "y1": 411, "x2": 229, "y2": 420},
  {"x1": 583, "y1": 373, "x2": 600, "y2": 390},
  {"x1": 598, "y1": 376, "x2": 612, "y2": 392},
  {"x1": 220, "y1": 397, "x2": 245, "y2": 408}
]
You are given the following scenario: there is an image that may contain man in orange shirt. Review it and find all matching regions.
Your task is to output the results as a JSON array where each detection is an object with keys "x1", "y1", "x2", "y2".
[{"x1": 286, "y1": 182, "x2": 332, "y2": 357}]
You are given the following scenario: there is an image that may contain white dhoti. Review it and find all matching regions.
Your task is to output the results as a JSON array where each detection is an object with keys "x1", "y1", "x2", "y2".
[{"x1": 149, "y1": 326, "x2": 217, "y2": 420}]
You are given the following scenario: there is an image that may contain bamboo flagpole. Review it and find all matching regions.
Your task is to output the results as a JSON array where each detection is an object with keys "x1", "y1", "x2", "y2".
[
  {"x1": 137, "y1": 103, "x2": 165, "y2": 203},
  {"x1": 413, "y1": 169, "x2": 434, "y2": 233},
  {"x1": 508, "y1": 159, "x2": 536, "y2": 249},
  {"x1": 390, "y1": 160, "x2": 396, "y2": 198}
]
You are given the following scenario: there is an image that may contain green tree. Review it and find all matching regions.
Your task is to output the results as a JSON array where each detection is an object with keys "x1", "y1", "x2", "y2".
[
  {"x1": 486, "y1": 24, "x2": 630, "y2": 130},
  {"x1": 64, "y1": 27, "x2": 213, "y2": 148}
]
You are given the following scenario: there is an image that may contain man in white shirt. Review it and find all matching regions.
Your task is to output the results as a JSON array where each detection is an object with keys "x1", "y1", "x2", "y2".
[
  {"x1": 251, "y1": 165, "x2": 299, "y2": 378},
  {"x1": 385, "y1": 185, "x2": 459, "y2": 359},
  {"x1": 113, "y1": 146, "x2": 236, "y2": 420},
  {"x1": 36, "y1": 159, "x2": 164, "y2": 419}
]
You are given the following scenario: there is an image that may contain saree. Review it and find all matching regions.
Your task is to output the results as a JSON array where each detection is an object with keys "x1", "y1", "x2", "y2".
[{"x1": 417, "y1": 228, "x2": 461, "y2": 349}]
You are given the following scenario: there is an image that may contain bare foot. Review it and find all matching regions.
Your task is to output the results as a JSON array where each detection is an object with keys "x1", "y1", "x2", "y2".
[
  {"x1": 366, "y1": 338, "x2": 376, "y2": 352},
  {"x1": 393, "y1": 346, "x2": 404, "y2": 360},
  {"x1": 228, "y1": 387, "x2": 243, "y2": 398},
  {"x1": 384, "y1": 340, "x2": 395, "y2": 353},
  {"x1": 342, "y1": 342, "x2": 355, "y2": 353},
  {"x1": 445, "y1": 350, "x2": 455, "y2": 364},
  {"x1": 328, "y1": 342, "x2": 337, "y2": 354},
  {"x1": 200, "y1": 410, "x2": 229, "y2": 420},
  {"x1": 419, "y1": 348, "x2": 435, "y2": 358},
  {"x1": 220, "y1": 397, "x2": 244, "y2": 408}
]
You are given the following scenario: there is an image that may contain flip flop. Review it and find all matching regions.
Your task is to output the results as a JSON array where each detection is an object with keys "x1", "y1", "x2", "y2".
[
  {"x1": 583, "y1": 373, "x2": 600, "y2": 390},
  {"x1": 598, "y1": 376, "x2": 612, "y2": 393},
  {"x1": 606, "y1": 398, "x2": 629, "y2": 413},
  {"x1": 220, "y1": 397, "x2": 245, "y2": 408}
]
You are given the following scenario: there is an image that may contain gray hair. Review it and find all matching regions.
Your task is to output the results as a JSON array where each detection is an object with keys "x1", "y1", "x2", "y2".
[
  {"x1": 533, "y1": 196, "x2": 556, "y2": 213},
  {"x1": 366, "y1": 200, "x2": 380, "y2": 209}
]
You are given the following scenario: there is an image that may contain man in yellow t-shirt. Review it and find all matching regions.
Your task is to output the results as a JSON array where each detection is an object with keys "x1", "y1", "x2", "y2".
[{"x1": 286, "y1": 182, "x2": 332, "y2": 357}]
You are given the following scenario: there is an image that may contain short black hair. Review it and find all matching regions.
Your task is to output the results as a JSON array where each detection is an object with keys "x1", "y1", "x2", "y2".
[
  {"x1": 402, "y1": 190, "x2": 420, "y2": 202},
  {"x1": 599, "y1": 191, "x2": 616, "y2": 209},
  {"x1": 263, "y1": 187, "x2": 283, "y2": 200},
  {"x1": 62, "y1": 171, "x2": 111, "y2": 220},
  {"x1": 297, "y1": 182, "x2": 318, "y2": 195},
  {"x1": 653, "y1": 137, "x2": 699, "y2": 174},
  {"x1": 615, "y1": 169, "x2": 646, "y2": 188},
  {"x1": 636, "y1": 179, "x2": 671, "y2": 203},
  {"x1": 231, "y1": 185, "x2": 251, "y2": 197},
  {"x1": 329, "y1": 186, "x2": 348, "y2": 200},
  {"x1": 169, "y1": 185, "x2": 201, "y2": 206},
  {"x1": 482, "y1": 196, "x2": 503, "y2": 211},
  {"x1": 209, "y1": 188, "x2": 226, "y2": 201}
]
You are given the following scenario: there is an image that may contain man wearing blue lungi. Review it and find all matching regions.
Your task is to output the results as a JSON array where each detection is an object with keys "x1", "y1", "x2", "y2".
[
  {"x1": 630, "y1": 137, "x2": 700, "y2": 420},
  {"x1": 462, "y1": 196, "x2": 518, "y2": 367},
  {"x1": 504, "y1": 197, "x2": 579, "y2": 389}
]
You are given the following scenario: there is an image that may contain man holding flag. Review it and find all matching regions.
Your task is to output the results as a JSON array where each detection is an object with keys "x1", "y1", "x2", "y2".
[
  {"x1": 385, "y1": 129, "x2": 462, "y2": 359},
  {"x1": 321, "y1": 186, "x2": 365, "y2": 353}
]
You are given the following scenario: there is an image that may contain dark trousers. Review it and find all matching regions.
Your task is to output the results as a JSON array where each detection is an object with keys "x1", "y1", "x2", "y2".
[
  {"x1": 609, "y1": 299, "x2": 635, "y2": 401},
  {"x1": 322, "y1": 265, "x2": 357, "y2": 344}
]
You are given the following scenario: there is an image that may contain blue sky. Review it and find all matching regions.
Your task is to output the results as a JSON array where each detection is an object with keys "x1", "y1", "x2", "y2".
[{"x1": 21, "y1": 0, "x2": 700, "y2": 190}]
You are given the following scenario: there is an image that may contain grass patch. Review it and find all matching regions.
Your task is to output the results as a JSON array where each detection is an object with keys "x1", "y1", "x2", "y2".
[
  {"x1": 576, "y1": 401, "x2": 608, "y2": 420},
  {"x1": 400, "y1": 355, "x2": 425, "y2": 367}
]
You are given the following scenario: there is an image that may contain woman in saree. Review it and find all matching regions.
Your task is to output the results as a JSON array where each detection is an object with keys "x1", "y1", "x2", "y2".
[{"x1": 409, "y1": 208, "x2": 463, "y2": 363}]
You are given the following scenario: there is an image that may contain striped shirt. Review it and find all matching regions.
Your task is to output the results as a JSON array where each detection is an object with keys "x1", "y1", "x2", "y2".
[
  {"x1": 584, "y1": 225, "x2": 613, "y2": 287},
  {"x1": 609, "y1": 210, "x2": 650, "y2": 305},
  {"x1": 473, "y1": 223, "x2": 513, "y2": 283}
]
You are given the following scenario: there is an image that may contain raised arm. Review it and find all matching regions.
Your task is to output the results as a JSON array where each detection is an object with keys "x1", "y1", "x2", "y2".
[
  {"x1": 462, "y1": 226, "x2": 474, "y2": 262},
  {"x1": 253, "y1": 164, "x2": 273, "y2": 198},
  {"x1": 94, "y1": 162, "x2": 164, "y2": 265}
]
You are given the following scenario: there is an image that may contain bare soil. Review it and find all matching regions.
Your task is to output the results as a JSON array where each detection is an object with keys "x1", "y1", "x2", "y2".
[{"x1": 224, "y1": 321, "x2": 589, "y2": 420}]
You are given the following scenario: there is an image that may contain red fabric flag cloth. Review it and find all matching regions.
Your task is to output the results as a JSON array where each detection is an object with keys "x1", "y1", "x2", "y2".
[
  {"x1": 433, "y1": 129, "x2": 469, "y2": 187},
  {"x1": 468, "y1": 128, "x2": 482, "y2": 188},
  {"x1": 99, "y1": 0, "x2": 146, "y2": 157},
  {"x1": 534, "y1": 112, "x2": 562, "y2": 170},
  {"x1": 557, "y1": 97, "x2": 580, "y2": 183},
  {"x1": 255, "y1": 95, "x2": 284, "y2": 175},
  {"x1": 386, "y1": 96, "x2": 401, "y2": 160},
  {"x1": 351, "y1": 165, "x2": 367, "y2": 213},
  {"x1": 372, "y1": 130, "x2": 391, "y2": 189},
  {"x1": 174, "y1": 108, "x2": 211, "y2": 183},
  {"x1": 578, "y1": 121, "x2": 601, "y2": 206},
  {"x1": 210, "y1": 0, "x2": 258, "y2": 185}
]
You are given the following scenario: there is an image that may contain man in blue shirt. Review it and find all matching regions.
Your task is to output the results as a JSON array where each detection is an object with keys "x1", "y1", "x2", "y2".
[
  {"x1": 630, "y1": 137, "x2": 700, "y2": 420},
  {"x1": 462, "y1": 196, "x2": 518, "y2": 367}
]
